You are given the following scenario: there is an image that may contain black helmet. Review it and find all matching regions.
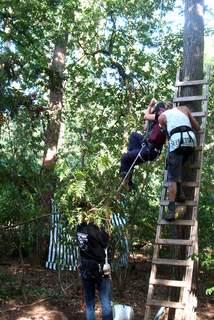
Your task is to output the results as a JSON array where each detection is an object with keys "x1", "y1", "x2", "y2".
[{"x1": 154, "y1": 101, "x2": 165, "y2": 113}]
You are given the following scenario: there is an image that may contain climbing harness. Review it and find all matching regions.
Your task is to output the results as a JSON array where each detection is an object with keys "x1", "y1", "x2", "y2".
[{"x1": 169, "y1": 125, "x2": 195, "y2": 147}]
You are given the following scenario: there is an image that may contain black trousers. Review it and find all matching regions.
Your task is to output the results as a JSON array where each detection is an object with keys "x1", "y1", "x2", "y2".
[{"x1": 119, "y1": 132, "x2": 159, "y2": 179}]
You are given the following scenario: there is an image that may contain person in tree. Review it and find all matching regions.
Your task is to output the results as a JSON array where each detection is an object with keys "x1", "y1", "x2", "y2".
[
  {"x1": 158, "y1": 103, "x2": 200, "y2": 221},
  {"x1": 119, "y1": 98, "x2": 172, "y2": 190},
  {"x1": 76, "y1": 214, "x2": 113, "y2": 320}
]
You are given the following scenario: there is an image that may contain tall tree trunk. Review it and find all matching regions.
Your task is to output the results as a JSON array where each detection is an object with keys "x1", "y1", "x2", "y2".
[
  {"x1": 170, "y1": 1, "x2": 204, "y2": 317},
  {"x1": 38, "y1": 35, "x2": 68, "y2": 263},
  {"x1": 182, "y1": 0, "x2": 204, "y2": 103},
  {"x1": 181, "y1": 0, "x2": 204, "y2": 265},
  {"x1": 43, "y1": 36, "x2": 68, "y2": 168}
]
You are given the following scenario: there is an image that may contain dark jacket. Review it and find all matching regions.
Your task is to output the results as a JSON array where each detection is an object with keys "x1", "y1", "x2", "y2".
[{"x1": 76, "y1": 222, "x2": 109, "y2": 263}]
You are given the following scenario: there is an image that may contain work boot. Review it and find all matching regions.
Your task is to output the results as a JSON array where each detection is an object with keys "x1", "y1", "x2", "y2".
[
  {"x1": 175, "y1": 183, "x2": 186, "y2": 202},
  {"x1": 165, "y1": 202, "x2": 176, "y2": 221}
]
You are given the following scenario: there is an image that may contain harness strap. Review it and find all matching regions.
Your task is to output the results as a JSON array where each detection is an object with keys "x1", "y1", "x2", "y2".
[
  {"x1": 169, "y1": 125, "x2": 194, "y2": 147},
  {"x1": 169, "y1": 125, "x2": 192, "y2": 137},
  {"x1": 147, "y1": 141, "x2": 162, "y2": 154}
]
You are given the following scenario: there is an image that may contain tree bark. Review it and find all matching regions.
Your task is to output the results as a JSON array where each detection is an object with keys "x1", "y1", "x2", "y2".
[
  {"x1": 43, "y1": 36, "x2": 68, "y2": 169},
  {"x1": 170, "y1": 2, "x2": 205, "y2": 318},
  {"x1": 38, "y1": 35, "x2": 68, "y2": 263},
  {"x1": 181, "y1": 0, "x2": 204, "y2": 102},
  {"x1": 181, "y1": 0, "x2": 204, "y2": 265}
]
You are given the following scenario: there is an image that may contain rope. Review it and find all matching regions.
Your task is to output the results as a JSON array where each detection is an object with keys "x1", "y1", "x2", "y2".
[
  {"x1": 115, "y1": 103, "x2": 155, "y2": 195},
  {"x1": 116, "y1": 143, "x2": 145, "y2": 194}
]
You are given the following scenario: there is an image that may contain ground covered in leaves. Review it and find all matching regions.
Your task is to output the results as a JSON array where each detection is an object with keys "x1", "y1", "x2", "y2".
[{"x1": 0, "y1": 256, "x2": 213, "y2": 320}]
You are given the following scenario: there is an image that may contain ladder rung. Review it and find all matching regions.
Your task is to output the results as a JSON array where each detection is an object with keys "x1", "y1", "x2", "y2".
[
  {"x1": 175, "y1": 79, "x2": 209, "y2": 86},
  {"x1": 156, "y1": 239, "x2": 193, "y2": 246},
  {"x1": 164, "y1": 181, "x2": 199, "y2": 187},
  {"x1": 164, "y1": 163, "x2": 201, "y2": 171},
  {"x1": 150, "y1": 279, "x2": 186, "y2": 287},
  {"x1": 187, "y1": 163, "x2": 200, "y2": 169},
  {"x1": 191, "y1": 111, "x2": 207, "y2": 117},
  {"x1": 152, "y1": 258, "x2": 192, "y2": 266},
  {"x1": 160, "y1": 200, "x2": 197, "y2": 206},
  {"x1": 147, "y1": 299, "x2": 184, "y2": 309},
  {"x1": 158, "y1": 219, "x2": 195, "y2": 226},
  {"x1": 173, "y1": 95, "x2": 208, "y2": 102}
]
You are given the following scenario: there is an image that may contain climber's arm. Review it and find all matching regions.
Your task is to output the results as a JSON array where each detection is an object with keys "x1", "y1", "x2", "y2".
[
  {"x1": 144, "y1": 98, "x2": 157, "y2": 121},
  {"x1": 158, "y1": 113, "x2": 167, "y2": 128}
]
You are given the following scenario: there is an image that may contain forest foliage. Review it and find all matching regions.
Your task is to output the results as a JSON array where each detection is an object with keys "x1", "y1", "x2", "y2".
[{"x1": 0, "y1": 0, "x2": 213, "y2": 282}]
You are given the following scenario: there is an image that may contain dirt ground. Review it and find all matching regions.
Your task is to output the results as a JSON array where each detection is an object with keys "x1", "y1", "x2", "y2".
[{"x1": 0, "y1": 256, "x2": 213, "y2": 320}]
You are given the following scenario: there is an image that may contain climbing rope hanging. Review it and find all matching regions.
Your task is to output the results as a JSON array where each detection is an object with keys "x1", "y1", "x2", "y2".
[{"x1": 116, "y1": 143, "x2": 145, "y2": 194}]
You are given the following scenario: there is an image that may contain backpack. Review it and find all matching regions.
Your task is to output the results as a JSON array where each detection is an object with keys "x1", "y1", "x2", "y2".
[
  {"x1": 147, "y1": 106, "x2": 166, "y2": 147},
  {"x1": 147, "y1": 122, "x2": 166, "y2": 147},
  {"x1": 77, "y1": 222, "x2": 110, "y2": 280}
]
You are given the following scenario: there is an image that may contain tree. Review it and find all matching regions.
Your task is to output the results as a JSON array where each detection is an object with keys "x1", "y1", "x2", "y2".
[
  {"x1": 0, "y1": 0, "x2": 182, "y2": 263},
  {"x1": 170, "y1": 1, "x2": 205, "y2": 318},
  {"x1": 181, "y1": 0, "x2": 205, "y2": 265},
  {"x1": 182, "y1": 0, "x2": 204, "y2": 99}
]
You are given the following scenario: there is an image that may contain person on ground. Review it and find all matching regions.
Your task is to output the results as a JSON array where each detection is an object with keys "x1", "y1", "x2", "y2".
[
  {"x1": 76, "y1": 215, "x2": 113, "y2": 320},
  {"x1": 119, "y1": 98, "x2": 172, "y2": 190},
  {"x1": 158, "y1": 103, "x2": 200, "y2": 221}
]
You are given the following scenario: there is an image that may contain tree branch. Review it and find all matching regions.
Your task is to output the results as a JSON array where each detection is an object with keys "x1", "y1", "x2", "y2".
[{"x1": 0, "y1": 214, "x2": 53, "y2": 231}]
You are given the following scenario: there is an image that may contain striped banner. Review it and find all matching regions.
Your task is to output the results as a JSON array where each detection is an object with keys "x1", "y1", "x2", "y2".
[
  {"x1": 45, "y1": 203, "x2": 129, "y2": 271},
  {"x1": 45, "y1": 202, "x2": 79, "y2": 271},
  {"x1": 111, "y1": 212, "x2": 129, "y2": 270}
]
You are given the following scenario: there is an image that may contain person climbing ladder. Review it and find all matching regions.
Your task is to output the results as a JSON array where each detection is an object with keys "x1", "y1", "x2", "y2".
[
  {"x1": 158, "y1": 103, "x2": 200, "y2": 221},
  {"x1": 119, "y1": 98, "x2": 172, "y2": 191}
]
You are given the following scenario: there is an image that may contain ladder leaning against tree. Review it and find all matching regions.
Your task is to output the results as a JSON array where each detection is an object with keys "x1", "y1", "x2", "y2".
[{"x1": 144, "y1": 66, "x2": 211, "y2": 320}]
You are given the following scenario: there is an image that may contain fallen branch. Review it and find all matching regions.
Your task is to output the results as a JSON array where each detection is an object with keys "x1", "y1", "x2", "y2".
[
  {"x1": 0, "y1": 214, "x2": 53, "y2": 231},
  {"x1": 0, "y1": 297, "x2": 50, "y2": 314}
]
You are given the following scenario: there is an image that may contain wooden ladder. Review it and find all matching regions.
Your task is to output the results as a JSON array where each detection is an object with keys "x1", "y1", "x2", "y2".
[{"x1": 144, "y1": 67, "x2": 211, "y2": 320}]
